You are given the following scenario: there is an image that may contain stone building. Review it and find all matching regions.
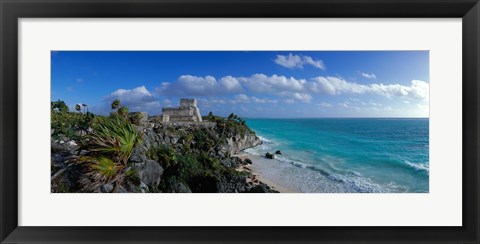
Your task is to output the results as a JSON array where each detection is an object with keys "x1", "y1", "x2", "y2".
[{"x1": 161, "y1": 99, "x2": 202, "y2": 122}]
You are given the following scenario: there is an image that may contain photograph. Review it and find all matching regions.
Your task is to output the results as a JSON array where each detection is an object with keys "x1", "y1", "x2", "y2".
[{"x1": 50, "y1": 51, "x2": 429, "y2": 193}]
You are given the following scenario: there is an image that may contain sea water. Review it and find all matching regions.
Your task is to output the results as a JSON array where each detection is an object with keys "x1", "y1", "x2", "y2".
[{"x1": 244, "y1": 118, "x2": 429, "y2": 193}]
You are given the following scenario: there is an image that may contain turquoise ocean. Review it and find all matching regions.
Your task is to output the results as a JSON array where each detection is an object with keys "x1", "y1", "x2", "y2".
[{"x1": 244, "y1": 118, "x2": 429, "y2": 193}]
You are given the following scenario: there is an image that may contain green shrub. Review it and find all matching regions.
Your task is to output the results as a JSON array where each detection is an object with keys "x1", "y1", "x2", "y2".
[
  {"x1": 78, "y1": 113, "x2": 142, "y2": 191},
  {"x1": 51, "y1": 110, "x2": 94, "y2": 141},
  {"x1": 88, "y1": 115, "x2": 142, "y2": 165},
  {"x1": 51, "y1": 99, "x2": 69, "y2": 113},
  {"x1": 147, "y1": 144, "x2": 177, "y2": 168}
]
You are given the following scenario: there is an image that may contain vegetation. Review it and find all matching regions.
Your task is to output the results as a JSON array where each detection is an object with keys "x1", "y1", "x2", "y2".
[
  {"x1": 51, "y1": 99, "x2": 69, "y2": 113},
  {"x1": 111, "y1": 99, "x2": 120, "y2": 111},
  {"x1": 148, "y1": 143, "x2": 236, "y2": 193},
  {"x1": 79, "y1": 111, "x2": 142, "y2": 191},
  {"x1": 52, "y1": 101, "x2": 258, "y2": 193},
  {"x1": 131, "y1": 112, "x2": 144, "y2": 125},
  {"x1": 144, "y1": 113, "x2": 251, "y2": 193},
  {"x1": 51, "y1": 100, "x2": 94, "y2": 141},
  {"x1": 118, "y1": 106, "x2": 129, "y2": 118}
]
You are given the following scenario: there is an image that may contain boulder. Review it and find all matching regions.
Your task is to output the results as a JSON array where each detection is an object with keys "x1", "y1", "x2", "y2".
[
  {"x1": 129, "y1": 146, "x2": 147, "y2": 163},
  {"x1": 100, "y1": 183, "x2": 114, "y2": 193},
  {"x1": 171, "y1": 182, "x2": 192, "y2": 193},
  {"x1": 220, "y1": 159, "x2": 232, "y2": 168},
  {"x1": 265, "y1": 152, "x2": 276, "y2": 159},
  {"x1": 244, "y1": 158, "x2": 253, "y2": 164},
  {"x1": 136, "y1": 160, "x2": 164, "y2": 187},
  {"x1": 112, "y1": 185, "x2": 128, "y2": 193},
  {"x1": 245, "y1": 184, "x2": 279, "y2": 193},
  {"x1": 275, "y1": 150, "x2": 282, "y2": 155}
]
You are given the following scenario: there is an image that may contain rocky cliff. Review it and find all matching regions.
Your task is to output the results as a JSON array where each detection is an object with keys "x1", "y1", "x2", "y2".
[{"x1": 51, "y1": 114, "x2": 275, "y2": 193}]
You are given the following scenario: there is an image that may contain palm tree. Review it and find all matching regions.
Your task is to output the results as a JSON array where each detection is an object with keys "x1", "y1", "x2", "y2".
[
  {"x1": 82, "y1": 104, "x2": 88, "y2": 114},
  {"x1": 111, "y1": 99, "x2": 120, "y2": 111}
]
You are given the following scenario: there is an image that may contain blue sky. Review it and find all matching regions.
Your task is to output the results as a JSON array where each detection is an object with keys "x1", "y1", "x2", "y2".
[{"x1": 51, "y1": 51, "x2": 429, "y2": 118}]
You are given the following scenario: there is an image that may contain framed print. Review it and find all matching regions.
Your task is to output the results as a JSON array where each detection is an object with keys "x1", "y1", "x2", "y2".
[{"x1": 1, "y1": 0, "x2": 479, "y2": 243}]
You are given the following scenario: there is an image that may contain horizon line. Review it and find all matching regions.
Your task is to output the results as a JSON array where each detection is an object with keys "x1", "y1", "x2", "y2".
[{"x1": 242, "y1": 117, "x2": 429, "y2": 119}]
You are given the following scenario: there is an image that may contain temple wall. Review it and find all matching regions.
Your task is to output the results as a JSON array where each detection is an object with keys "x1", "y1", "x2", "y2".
[{"x1": 161, "y1": 99, "x2": 202, "y2": 122}]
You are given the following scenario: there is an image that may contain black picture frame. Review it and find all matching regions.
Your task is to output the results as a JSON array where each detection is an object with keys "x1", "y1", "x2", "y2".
[{"x1": 1, "y1": 0, "x2": 479, "y2": 243}]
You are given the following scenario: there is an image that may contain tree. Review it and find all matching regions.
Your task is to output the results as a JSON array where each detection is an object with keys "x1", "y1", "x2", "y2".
[
  {"x1": 82, "y1": 104, "x2": 88, "y2": 113},
  {"x1": 118, "y1": 106, "x2": 128, "y2": 117},
  {"x1": 111, "y1": 99, "x2": 120, "y2": 111},
  {"x1": 51, "y1": 99, "x2": 69, "y2": 113}
]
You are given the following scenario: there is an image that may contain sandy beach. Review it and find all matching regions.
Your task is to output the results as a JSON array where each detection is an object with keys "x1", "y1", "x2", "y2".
[{"x1": 235, "y1": 152, "x2": 297, "y2": 193}]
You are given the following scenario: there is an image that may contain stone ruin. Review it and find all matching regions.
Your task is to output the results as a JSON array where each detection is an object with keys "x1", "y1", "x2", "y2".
[{"x1": 161, "y1": 98, "x2": 202, "y2": 122}]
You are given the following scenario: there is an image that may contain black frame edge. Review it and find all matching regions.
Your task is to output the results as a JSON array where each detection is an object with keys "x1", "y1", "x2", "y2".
[
  {"x1": 1, "y1": 0, "x2": 479, "y2": 244},
  {"x1": 1, "y1": 0, "x2": 19, "y2": 243},
  {"x1": 462, "y1": 2, "x2": 480, "y2": 243}
]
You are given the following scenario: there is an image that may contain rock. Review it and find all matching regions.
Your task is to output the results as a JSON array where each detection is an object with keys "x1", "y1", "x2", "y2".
[
  {"x1": 139, "y1": 182, "x2": 149, "y2": 193},
  {"x1": 113, "y1": 185, "x2": 128, "y2": 193},
  {"x1": 245, "y1": 184, "x2": 279, "y2": 193},
  {"x1": 220, "y1": 159, "x2": 232, "y2": 167},
  {"x1": 216, "y1": 174, "x2": 247, "y2": 193},
  {"x1": 171, "y1": 182, "x2": 192, "y2": 193},
  {"x1": 244, "y1": 158, "x2": 253, "y2": 164},
  {"x1": 100, "y1": 183, "x2": 114, "y2": 193},
  {"x1": 67, "y1": 140, "x2": 77, "y2": 147},
  {"x1": 129, "y1": 112, "x2": 149, "y2": 126},
  {"x1": 275, "y1": 150, "x2": 282, "y2": 155},
  {"x1": 136, "y1": 160, "x2": 164, "y2": 187},
  {"x1": 265, "y1": 152, "x2": 276, "y2": 159},
  {"x1": 129, "y1": 146, "x2": 147, "y2": 163}
]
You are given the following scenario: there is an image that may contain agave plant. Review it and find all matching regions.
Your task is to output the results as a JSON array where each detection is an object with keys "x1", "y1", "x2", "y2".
[
  {"x1": 78, "y1": 114, "x2": 142, "y2": 191},
  {"x1": 75, "y1": 156, "x2": 119, "y2": 191},
  {"x1": 88, "y1": 115, "x2": 142, "y2": 165}
]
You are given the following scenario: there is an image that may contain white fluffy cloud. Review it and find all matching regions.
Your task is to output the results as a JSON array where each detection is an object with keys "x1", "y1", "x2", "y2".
[
  {"x1": 309, "y1": 77, "x2": 429, "y2": 101},
  {"x1": 157, "y1": 74, "x2": 429, "y2": 104},
  {"x1": 230, "y1": 94, "x2": 278, "y2": 104},
  {"x1": 157, "y1": 75, "x2": 242, "y2": 96},
  {"x1": 274, "y1": 53, "x2": 326, "y2": 70},
  {"x1": 361, "y1": 72, "x2": 376, "y2": 79},
  {"x1": 105, "y1": 86, "x2": 161, "y2": 113}
]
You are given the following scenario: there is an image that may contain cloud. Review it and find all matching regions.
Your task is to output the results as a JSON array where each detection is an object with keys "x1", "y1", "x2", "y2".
[
  {"x1": 230, "y1": 94, "x2": 278, "y2": 104},
  {"x1": 219, "y1": 76, "x2": 243, "y2": 92},
  {"x1": 157, "y1": 74, "x2": 429, "y2": 104},
  {"x1": 302, "y1": 55, "x2": 326, "y2": 69},
  {"x1": 157, "y1": 75, "x2": 242, "y2": 96},
  {"x1": 104, "y1": 86, "x2": 161, "y2": 113},
  {"x1": 309, "y1": 77, "x2": 429, "y2": 100},
  {"x1": 274, "y1": 53, "x2": 326, "y2": 70},
  {"x1": 76, "y1": 78, "x2": 84, "y2": 83},
  {"x1": 361, "y1": 73, "x2": 376, "y2": 79},
  {"x1": 231, "y1": 94, "x2": 250, "y2": 104}
]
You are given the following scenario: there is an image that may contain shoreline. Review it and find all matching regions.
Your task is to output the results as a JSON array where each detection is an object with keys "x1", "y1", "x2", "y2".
[{"x1": 235, "y1": 152, "x2": 298, "y2": 193}]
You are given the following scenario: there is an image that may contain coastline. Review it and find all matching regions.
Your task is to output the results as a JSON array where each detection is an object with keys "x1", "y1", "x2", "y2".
[{"x1": 235, "y1": 152, "x2": 297, "y2": 193}]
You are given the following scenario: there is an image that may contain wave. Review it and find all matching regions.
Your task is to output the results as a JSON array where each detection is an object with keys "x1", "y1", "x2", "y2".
[
  {"x1": 246, "y1": 150, "x2": 391, "y2": 193},
  {"x1": 258, "y1": 136, "x2": 273, "y2": 144},
  {"x1": 404, "y1": 160, "x2": 429, "y2": 173},
  {"x1": 244, "y1": 134, "x2": 418, "y2": 193}
]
